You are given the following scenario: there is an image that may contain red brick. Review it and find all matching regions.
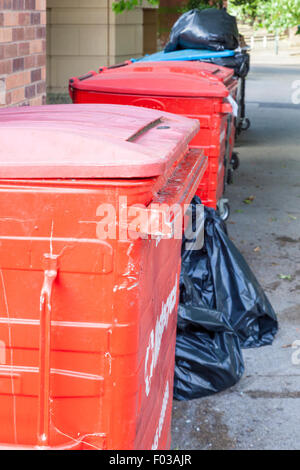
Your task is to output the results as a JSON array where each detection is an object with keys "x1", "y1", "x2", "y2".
[
  {"x1": 36, "y1": 0, "x2": 45, "y2": 10},
  {"x1": 31, "y1": 68, "x2": 41, "y2": 83},
  {"x1": 31, "y1": 12, "x2": 40, "y2": 25},
  {"x1": 3, "y1": 0, "x2": 13, "y2": 8},
  {"x1": 30, "y1": 39, "x2": 42, "y2": 54},
  {"x1": 11, "y1": 87, "x2": 25, "y2": 104},
  {"x1": 13, "y1": 0, "x2": 25, "y2": 9},
  {"x1": 24, "y1": 54, "x2": 35, "y2": 68},
  {"x1": 0, "y1": 0, "x2": 12, "y2": 9},
  {"x1": 25, "y1": 0, "x2": 35, "y2": 9},
  {"x1": 37, "y1": 80, "x2": 46, "y2": 94},
  {"x1": 6, "y1": 70, "x2": 30, "y2": 90},
  {"x1": 18, "y1": 12, "x2": 31, "y2": 26},
  {"x1": 0, "y1": 28, "x2": 13, "y2": 42},
  {"x1": 36, "y1": 26, "x2": 46, "y2": 39},
  {"x1": 18, "y1": 42, "x2": 30, "y2": 56},
  {"x1": 24, "y1": 26, "x2": 35, "y2": 40},
  {"x1": 40, "y1": 11, "x2": 46, "y2": 25},
  {"x1": 6, "y1": 91, "x2": 12, "y2": 106},
  {"x1": 0, "y1": 59, "x2": 12, "y2": 75},
  {"x1": 3, "y1": 12, "x2": 19, "y2": 26},
  {"x1": 4, "y1": 43, "x2": 18, "y2": 59},
  {"x1": 13, "y1": 57, "x2": 24, "y2": 72},
  {"x1": 25, "y1": 83, "x2": 35, "y2": 98},
  {"x1": 12, "y1": 27, "x2": 25, "y2": 41},
  {"x1": 35, "y1": 53, "x2": 45, "y2": 66}
]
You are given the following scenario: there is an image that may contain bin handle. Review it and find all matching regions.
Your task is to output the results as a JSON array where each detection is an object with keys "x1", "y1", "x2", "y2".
[
  {"x1": 37, "y1": 254, "x2": 58, "y2": 447},
  {"x1": 119, "y1": 149, "x2": 207, "y2": 239},
  {"x1": 99, "y1": 61, "x2": 131, "y2": 73},
  {"x1": 69, "y1": 71, "x2": 98, "y2": 100}
]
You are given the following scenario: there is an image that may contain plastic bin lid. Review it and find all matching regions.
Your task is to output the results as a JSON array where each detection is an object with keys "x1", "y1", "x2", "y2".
[
  {"x1": 71, "y1": 61, "x2": 233, "y2": 98},
  {"x1": 0, "y1": 104, "x2": 199, "y2": 179},
  {"x1": 134, "y1": 48, "x2": 236, "y2": 63}
]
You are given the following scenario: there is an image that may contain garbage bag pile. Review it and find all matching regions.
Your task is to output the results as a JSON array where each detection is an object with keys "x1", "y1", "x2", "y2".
[
  {"x1": 174, "y1": 198, "x2": 278, "y2": 400},
  {"x1": 165, "y1": 8, "x2": 250, "y2": 79},
  {"x1": 165, "y1": 8, "x2": 239, "y2": 53},
  {"x1": 202, "y1": 50, "x2": 250, "y2": 79}
]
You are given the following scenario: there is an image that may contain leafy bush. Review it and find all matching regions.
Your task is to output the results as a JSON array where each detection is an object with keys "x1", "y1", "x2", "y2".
[{"x1": 112, "y1": 0, "x2": 158, "y2": 13}]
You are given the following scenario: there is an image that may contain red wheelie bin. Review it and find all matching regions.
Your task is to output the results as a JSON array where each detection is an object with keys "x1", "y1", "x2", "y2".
[
  {"x1": 0, "y1": 104, "x2": 206, "y2": 450},
  {"x1": 69, "y1": 61, "x2": 238, "y2": 219}
]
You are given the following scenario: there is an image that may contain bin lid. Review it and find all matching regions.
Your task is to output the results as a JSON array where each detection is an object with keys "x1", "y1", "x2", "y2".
[
  {"x1": 71, "y1": 61, "x2": 233, "y2": 98},
  {"x1": 0, "y1": 104, "x2": 199, "y2": 179},
  {"x1": 133, "y1": 48, "x2": 235, "y2": 63}
]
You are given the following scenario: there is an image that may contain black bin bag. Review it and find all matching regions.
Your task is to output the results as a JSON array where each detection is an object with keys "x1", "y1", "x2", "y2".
[
  {"x1": 174, "y1": 201, "x2": 245, "y2": 400},
  {"x1": 174, "y1": 275, "x2": 245, "y2": 400},
  {"x1": 180, "y1": 199, "x2": 278, "y2": 349},
  {"x1": 165, "y1": 8, "x2": 239, "y2": 53},
  {"x1": 204, "y1": 51, "x2": 250, "y2": 78},
  {"x1": 174, "y1": 199, "x2": 278, "y2": 400}
]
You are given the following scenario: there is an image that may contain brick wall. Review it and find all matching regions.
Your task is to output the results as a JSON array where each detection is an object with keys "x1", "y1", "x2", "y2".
[{"x1": 0, "y1": 0, "x2": 46, "y2": 108}]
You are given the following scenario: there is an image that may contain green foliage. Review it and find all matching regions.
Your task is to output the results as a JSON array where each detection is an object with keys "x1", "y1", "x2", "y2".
[
  {"x1": 257, "y1": 0, "x2": 300, "y2": 32},
  {"x1": 112, "y1": 0, "x2": 158, "y2": 14},
  {"x1": 184, "y1": 0, "x2": 223, "y2": 10},
  {"x1": 228, "y1": 0, "x2": 260, "y2": 23},
  {"x1": 112, "y1": 0, "x2": 223, "y2": 14},
  {"x1": 229, "y1": 0, "x2": 300, "y2": 31},
  {"x1": 112, "y1": 0, "x2": 300, "y2": 34}
]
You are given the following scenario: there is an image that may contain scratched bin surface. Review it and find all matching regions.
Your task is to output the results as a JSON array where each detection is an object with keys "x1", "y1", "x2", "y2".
[
  {"x1": 69, "y1": 61, "x2": 238, "y2": 209},
  {"x1": 0, "y1": 104, "x2": 207, "y2": 450}
]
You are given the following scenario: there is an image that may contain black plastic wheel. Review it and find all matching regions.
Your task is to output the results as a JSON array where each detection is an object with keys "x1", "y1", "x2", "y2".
[
  {"x1": 231, "y1": 152, "x2": 240, "y2": 171},
  {"x1": 227, "y1": 168, "x2": 234, "y2": 185},
  {"x1": 241, "y1": 118, "x2": 251, "y2": 131},
  {"x1": 218, "y1": 202, "x2": 230, "y2": 222}
]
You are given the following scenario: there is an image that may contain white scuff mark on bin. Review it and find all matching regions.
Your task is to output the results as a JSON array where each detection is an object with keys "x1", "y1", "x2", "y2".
[
  {"x1": 78, "y1": 220, "x2": 98, "y2": 224},
  {"x1": 0, "y1": 340, "x2": 5, "y2": 365},
  {"x1": 50, "y1": 423, "x2": 103, "y2": 450},
  {"x1": 126, "y1": 243, "x2": 134, "y2": 257},
  {"x1": 113, "y1": 274, "x2": 138, "y2": 292},
  {"x1": 152, "y1": 380, "x2": 170, "y2": 450},
  {"x1": 105, "y1": 352, "x2": 112, "y2": 375},
  {"x1": 127, "y1": 282, "x2": 139, "y2": 291},
  {"x1": 0, "y1": 269, "x2": 17, "y2": 444},
  {"x1": 0, "y1": 217, "x2": 36, "y2": 223},
  {"x1": 50, "y1": 220, "x2": 54, "y2": 257},
  {"x1": 113, "y1": 283, "x2": 127, "y2": 292}
]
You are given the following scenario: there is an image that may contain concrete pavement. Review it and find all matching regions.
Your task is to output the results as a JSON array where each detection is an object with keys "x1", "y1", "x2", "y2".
[
  {"x1": 250, "y1": 42, "x2": 300, "y2": 66},
  {"x1": 171, "y1": 62, "x2": 300, "y2": 450}
]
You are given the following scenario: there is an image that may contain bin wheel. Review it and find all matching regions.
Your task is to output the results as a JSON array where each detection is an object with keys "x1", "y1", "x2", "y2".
[
  {"x1": 217, "y1": 200, "x2": 230, "y2": 222},
  {"x1": 227, "y1": 168, "x2": 234, "y2": 185},
  {"x1": 231, "y1": 152, "x2": 240, "y2": 171},
  {"x1": 235, "y1": 127, "x2": 242, "y2": 138},
  {"x1": 241, "y1": 118, "x2": 251, "y2": 131}
]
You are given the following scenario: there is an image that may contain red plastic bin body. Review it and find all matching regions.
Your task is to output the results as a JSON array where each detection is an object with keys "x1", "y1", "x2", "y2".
[
  {"x1": 69, "y1": 61, "x2": 238, "y2": 209},
  {"x1": 0, "y1": 104, "x2": 207, "y2": 450}
]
